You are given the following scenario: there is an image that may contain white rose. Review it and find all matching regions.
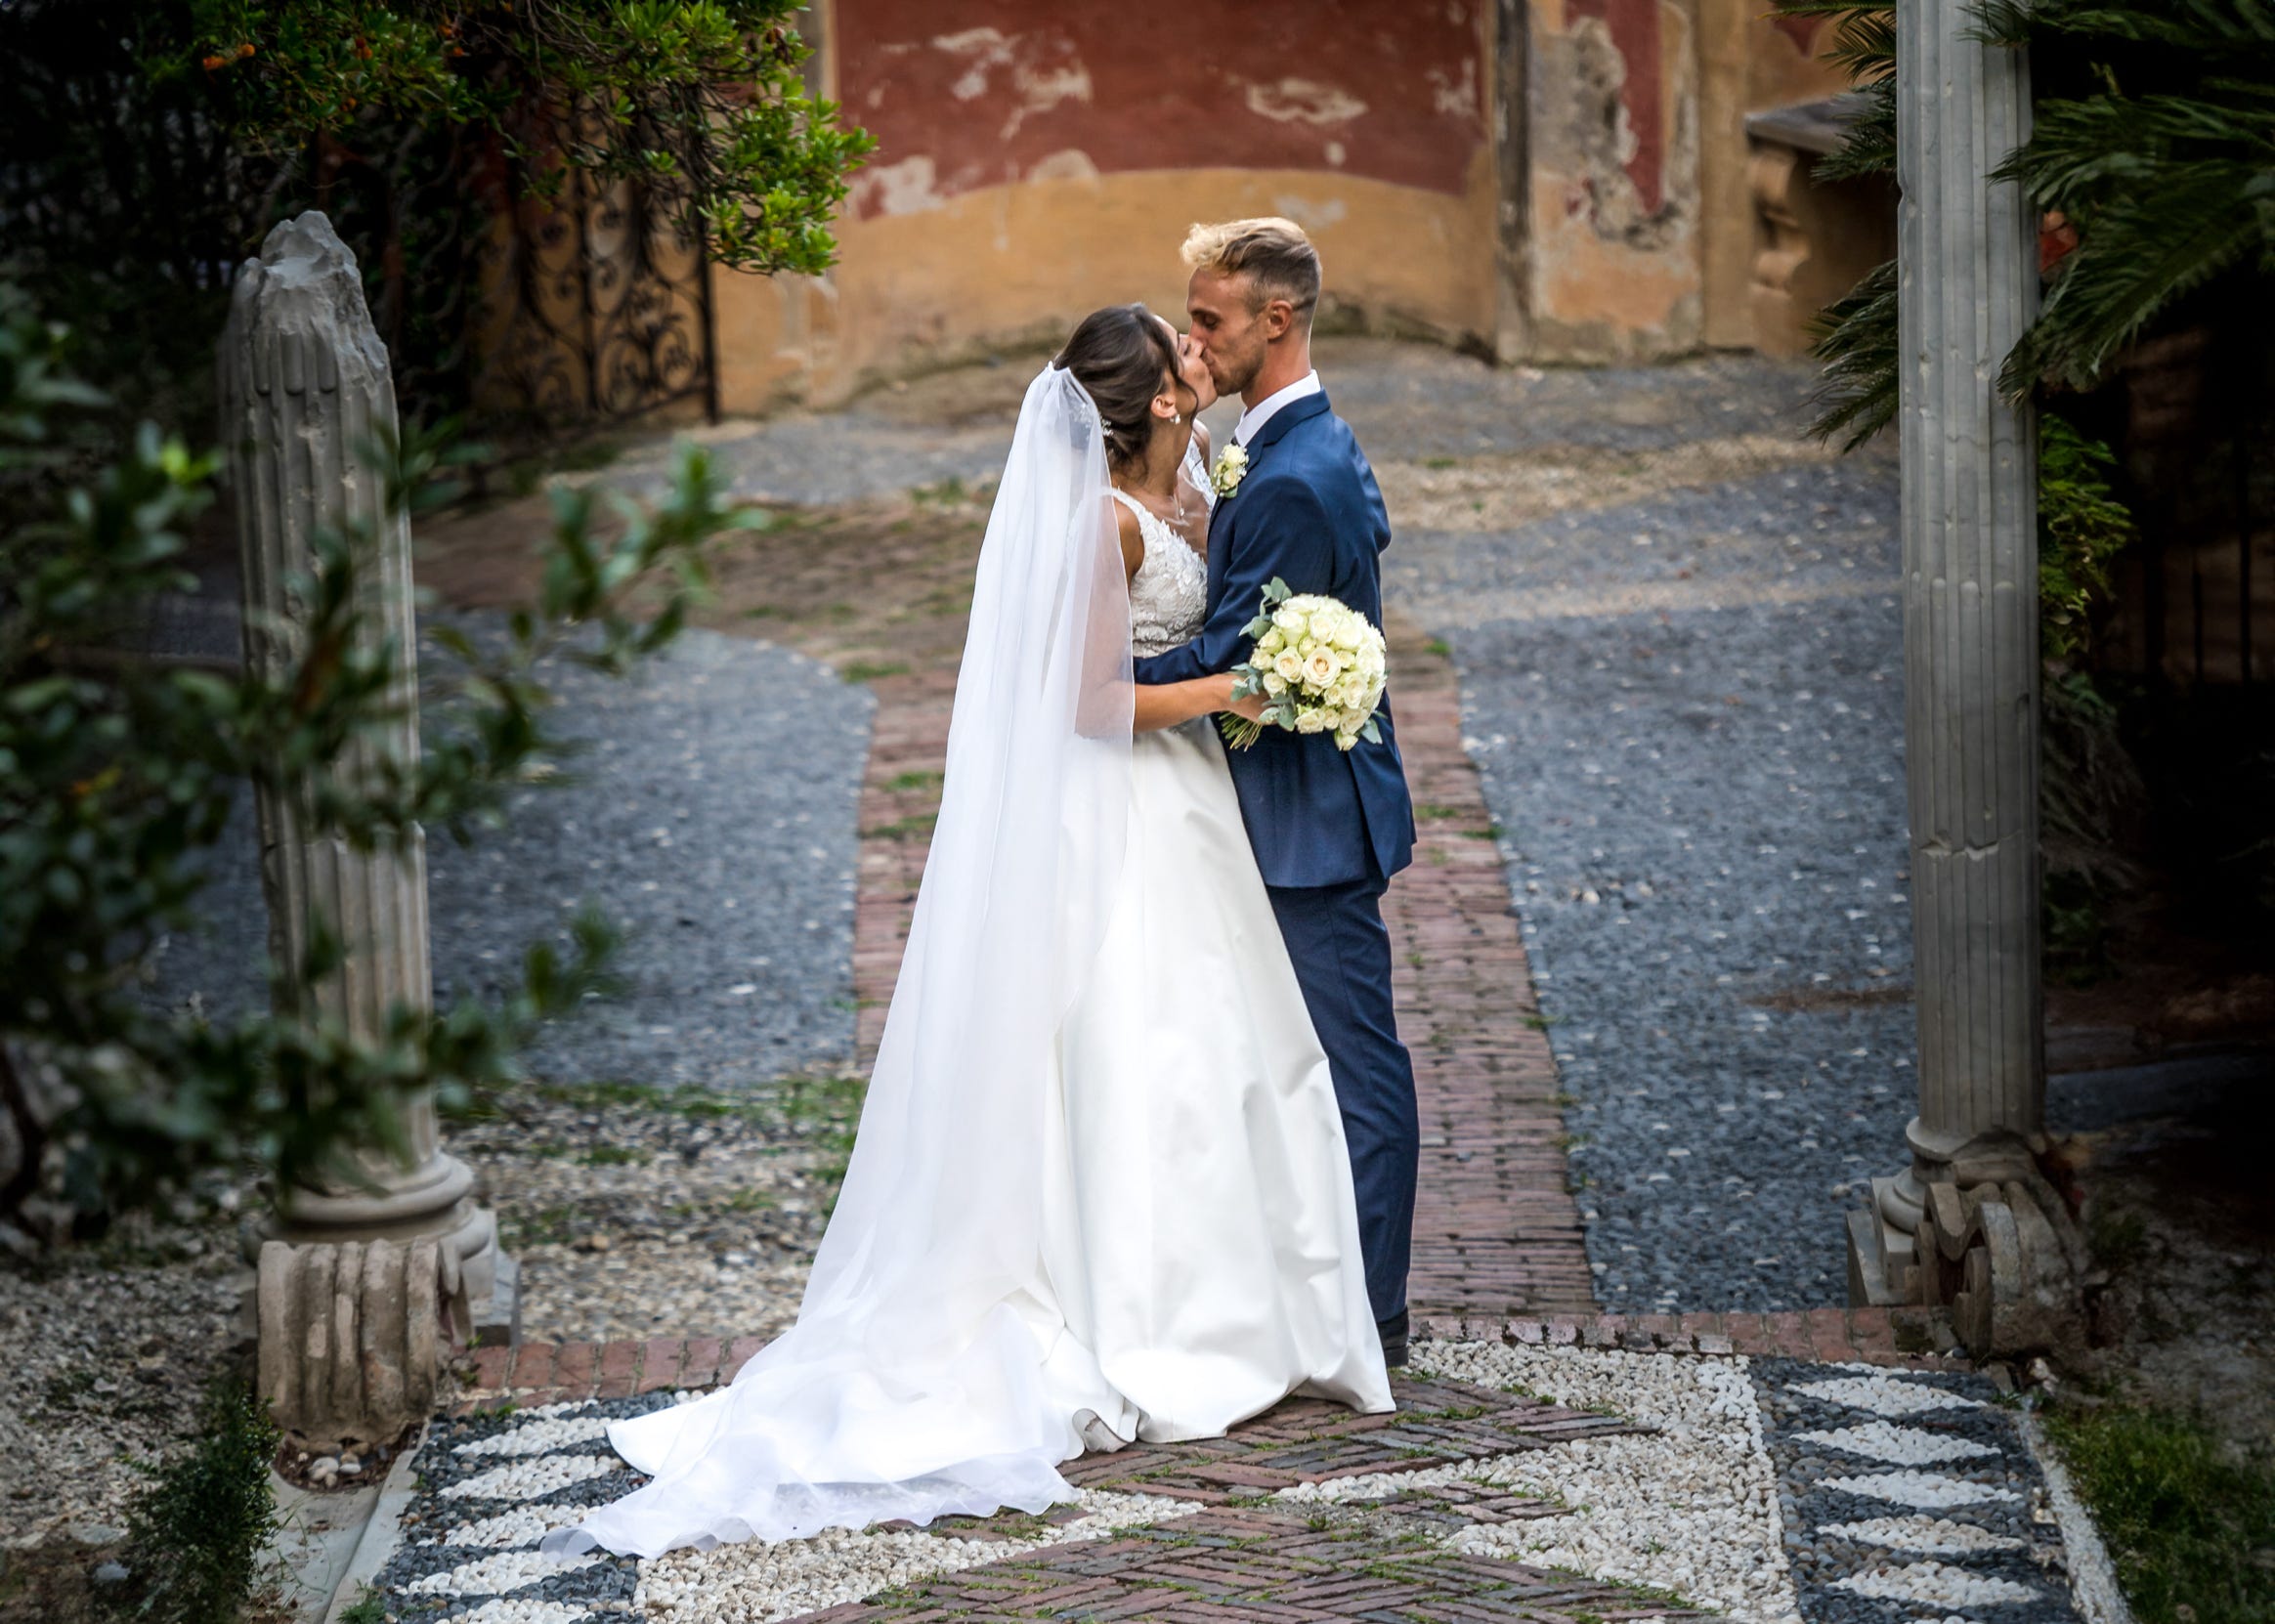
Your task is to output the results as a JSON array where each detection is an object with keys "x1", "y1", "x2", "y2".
[
  {"x1": 1295, "y1": 707, "x2": 1330, "y2": 734},
  {"x1": 1258, "y1": 627, "x2": 1285, "y2": 656},
  {"x1": 1302, "y1": 648, "x2": 1342, "y2": 689},
  {"x1": 1273, "y1": 650, "x2": 1304, "y2": 682},
  {"x1": 1272, "y1": 607, "x2": 1308, "y2": 638},
  {"x1": 1263, "y1": 671, "x2": 1289, "y2": 697}
]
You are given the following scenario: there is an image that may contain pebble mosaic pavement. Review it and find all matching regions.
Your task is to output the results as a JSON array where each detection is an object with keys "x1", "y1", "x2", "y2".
[{"x1": 374, "y1": 1348, "x2": 2086, "y2": 1624}]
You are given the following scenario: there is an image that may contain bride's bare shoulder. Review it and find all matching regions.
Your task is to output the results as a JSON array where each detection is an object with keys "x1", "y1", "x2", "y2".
[{"x1": 1113, "y1": 496, "x2": 1146, "y2": 580}]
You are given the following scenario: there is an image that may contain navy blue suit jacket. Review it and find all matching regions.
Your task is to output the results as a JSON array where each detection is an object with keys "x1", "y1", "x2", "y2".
[{"x1": 1133, "y1": 391, "x2": 1416, "y2": 889}]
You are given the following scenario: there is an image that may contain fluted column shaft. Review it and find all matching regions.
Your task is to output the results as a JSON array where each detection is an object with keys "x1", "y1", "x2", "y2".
[
  {"x1": 1886, "y1": 2, "x2": 2042, "y2": 1232},
  {"x1": 220, "y1": 213, "x2": 490, "y2": 1274}
]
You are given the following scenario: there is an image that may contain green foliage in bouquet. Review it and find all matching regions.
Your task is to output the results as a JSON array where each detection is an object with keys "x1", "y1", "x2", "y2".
[{"x1": 1222, "y1": 577, "x2": 1387, "y2": 753}]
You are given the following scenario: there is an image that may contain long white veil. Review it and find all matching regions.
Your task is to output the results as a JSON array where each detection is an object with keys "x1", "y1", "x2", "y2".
[{"x1": 542, "y1": 365, "x2": 1133, "y2": 1557}]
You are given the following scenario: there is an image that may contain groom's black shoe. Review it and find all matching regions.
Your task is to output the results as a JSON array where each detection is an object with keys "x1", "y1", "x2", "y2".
[{"x1": 1377, "y1": 1309, "x2": 1409, "y2": 1369}]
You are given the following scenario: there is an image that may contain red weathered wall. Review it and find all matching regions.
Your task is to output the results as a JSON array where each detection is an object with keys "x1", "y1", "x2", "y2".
[
  {"x1": 839, "y1": 0, "x2": 1489, "y2": 217},
  {"x1": 697, "y1": 0, "x2": 1850, "y2": 409},
  {"x1": 1566, "y1": 0, "x2": 1668, "y2": 215}
]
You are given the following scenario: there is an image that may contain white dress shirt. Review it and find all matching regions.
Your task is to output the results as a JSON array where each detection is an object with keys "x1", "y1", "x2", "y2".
[{"x1": 1232, "y1": 369, "x2": 1322, "y2": 448}]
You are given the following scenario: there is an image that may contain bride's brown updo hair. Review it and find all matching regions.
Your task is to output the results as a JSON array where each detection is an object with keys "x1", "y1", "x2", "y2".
[{"x1": 1053, "y1": 303, "x2": 1183, "y2": 471}]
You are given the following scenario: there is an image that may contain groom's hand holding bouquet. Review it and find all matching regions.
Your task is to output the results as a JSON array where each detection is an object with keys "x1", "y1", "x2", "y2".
[{"x1": 1220, "y1": 577, "x2": 1388, "y2": 752}]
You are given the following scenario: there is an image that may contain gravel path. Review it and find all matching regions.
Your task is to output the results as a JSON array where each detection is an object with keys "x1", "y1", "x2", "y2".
[
  {"x1": 1392, "y1": 443, "x2": 1915, "y2": 1314},
  {"x1": 0, "y1": 1225, "x2": 241, "y2": 1549},
  {"x1": 150, "y1": 620, "x2": 872, "y2": 1090}
]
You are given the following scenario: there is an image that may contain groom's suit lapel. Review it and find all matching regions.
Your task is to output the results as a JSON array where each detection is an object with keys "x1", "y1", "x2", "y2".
[
  {"x1": 1246, "y1": 390, "x2": 1331, "y2": 459},
  {"x1": 1206, "y1": 392, "x2": 1333, "y2": 609}
]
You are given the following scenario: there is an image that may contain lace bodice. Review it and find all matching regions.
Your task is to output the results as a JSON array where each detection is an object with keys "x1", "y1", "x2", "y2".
[
  {"x1": 1118, "y1": 441, "x2": 1215, "y2": 659},
  {"x1": 1116, "y1": 493, "x2": 1207, "y2": 657}
]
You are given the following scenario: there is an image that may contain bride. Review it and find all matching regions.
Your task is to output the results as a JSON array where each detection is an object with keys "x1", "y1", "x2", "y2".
[{"x1": 542, "y1": 304, "x2": 1392, "y2": 1560}]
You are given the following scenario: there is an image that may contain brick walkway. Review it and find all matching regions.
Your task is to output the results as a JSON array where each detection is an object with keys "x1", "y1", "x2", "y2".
[
  {"x1": 848, "y1": 662, "x2": 955, "y2": 1071},
  {"x1": 847, "y1": 617, "x2": 1596, "y2": 1321},
  {"x1": 1382, "y1": 618, "x2": 1594, "y2": 1323},
  {"x1": 453, "y1": 1303, "x2": 1958, "y2": 1415},
  {"x1": 796, "y1": 1507, "x2": 1707, "y2": 1624}
]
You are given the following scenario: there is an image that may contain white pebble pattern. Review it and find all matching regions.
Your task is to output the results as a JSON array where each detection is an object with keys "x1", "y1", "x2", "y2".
[
  {"x1": 405, "y1": 1548, "x2": 600, "y2": 1596},
  {"x1": 1819, "y1": 1471, "x2": 2021, "y2": 1510},
  {"x1": 638, "y1": 1489, "x2": 1203, "y2": 1622},
  {"x1": 454, "y1": 1414, "x2": 616, "y2": 1458},
  {"x1": 1789, "y1": 1375, "x2": 1986, "y2": 1419},
  {"x1": 1820, "y1": 1515, "x2": 2026, "y2": 1555},
  {"x1": 420, "y1": 1501, "x2": 597, "y2": 1551},
  {"x1": 442, "y1": 1452, "x2": 623, "y2": 1501},
  {"x1": 1756, "y1": 1360, "x2": 2077, "y2": 1624},
  {"x1": 453, "y1": 1600, "x2": 596, "y2": 1624},
  {"x1": 1794, "y1": 1420, "x2": 1999, "y2": 1467},
  {"x1": 1829, "y1": 1559, "x2": 2040, "y2": 1607}
]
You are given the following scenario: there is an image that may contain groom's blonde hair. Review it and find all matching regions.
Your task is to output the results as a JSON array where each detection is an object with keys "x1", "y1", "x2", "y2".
[{"x1": 1181, "y1": 217, "x2": 1320, "y2": 325}]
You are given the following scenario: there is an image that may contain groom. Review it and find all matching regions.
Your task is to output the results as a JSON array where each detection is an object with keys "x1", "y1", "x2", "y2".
[{"x1": 1132, "y1": 218, "x2": 1421, "y2": 1366}]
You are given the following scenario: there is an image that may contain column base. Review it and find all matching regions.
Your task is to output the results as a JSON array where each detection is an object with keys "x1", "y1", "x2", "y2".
[
  {"x1": 241, "y1": 1156, "x2": 519, "y2": 1349},
  {"x1": 1846, "y1": 1181, "x2": 1918, "y2": 1307},
  {"x1": 1843, "y1": 1162, "x2": 2085, "y2": 1359}
]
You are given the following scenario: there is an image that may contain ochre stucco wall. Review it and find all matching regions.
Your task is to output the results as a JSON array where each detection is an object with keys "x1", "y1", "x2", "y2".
[
  {"x1": 693, "y1": 0, "x2": 1857, "y2": 412},
  {"x1": 1510, "y1": 0, "x2": 1706, "y2": 363},
  {"x1": 1749, "y1": 9, "x2": 1852, "y2": 112},
  {"x1": 714, "y1": 0, "x2": 1502, "y2": 413}
]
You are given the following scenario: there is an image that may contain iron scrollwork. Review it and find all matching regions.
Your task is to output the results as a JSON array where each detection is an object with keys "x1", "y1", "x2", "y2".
[{"x1": 487, "y1": 108, "x2": 718, "y2": 430}]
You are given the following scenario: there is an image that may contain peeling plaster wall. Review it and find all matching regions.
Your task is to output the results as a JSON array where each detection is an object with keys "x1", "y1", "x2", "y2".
[
  {"x1": 700, "y1": 0, "x2": 1856, "y2": 410},
  {"x1": 1512, "y1": 0, "x2": 1705, "y2": 362},
  {"x1": 1751, "y1": 9, "x2": 1851, "y2": 111},
  {"x1": 1698, "y1": 0, "x2": 1854, "y2": 348},
  {"x1": 713, "y1": 0, "x2": 1501, "y2": 412}
]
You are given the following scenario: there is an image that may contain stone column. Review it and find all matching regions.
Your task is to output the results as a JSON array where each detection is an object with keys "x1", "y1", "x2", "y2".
[
  {"x1": 221, "y1": 212, "x2": 513, "y2": 1346},
  {"x1": 1846, "y1": 5, "x2": 2082, "y2": 1356}
]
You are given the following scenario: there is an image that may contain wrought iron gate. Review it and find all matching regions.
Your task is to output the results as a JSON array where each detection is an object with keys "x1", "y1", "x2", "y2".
[{"x1": 487, "y1": 165, "x2": 719, "y2": 429}]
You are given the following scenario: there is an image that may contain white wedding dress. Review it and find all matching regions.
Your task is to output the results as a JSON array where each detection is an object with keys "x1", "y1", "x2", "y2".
[{"x1": 542, "y1": 370, "x2": 1389, "y2": 1561}]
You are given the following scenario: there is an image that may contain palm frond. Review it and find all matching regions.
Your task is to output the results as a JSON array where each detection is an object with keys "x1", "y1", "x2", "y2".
[
  {"x1": 1980, "y1": 0, "x2": 2275, "y2": 55},
  {"x1": 2001, "y1": 166, "x2": 2272, "y2": 395},
  {"x1": 1776, "y1": 1, "x2": 1896, "y2": 181},
  {"x1": 1976, "y1": 0, "x2": 2275, "y2": 396},
  {"x1": 1806, "y1": 256, "x2": 1900, "y2": 449},
  {"x1": 1998, "y1": 88, "x2": 2275, "y2": 196}
]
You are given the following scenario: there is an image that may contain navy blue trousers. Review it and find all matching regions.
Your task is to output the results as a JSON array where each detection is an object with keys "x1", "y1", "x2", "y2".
[{"x1": 1265, "y1": 876, "x2": 1419, "y2": 1324}]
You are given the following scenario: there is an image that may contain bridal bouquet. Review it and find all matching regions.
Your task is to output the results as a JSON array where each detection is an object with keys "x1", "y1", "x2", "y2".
[{"x1": 1221, "y1": 577, "x2": 1388, "y2": 751}]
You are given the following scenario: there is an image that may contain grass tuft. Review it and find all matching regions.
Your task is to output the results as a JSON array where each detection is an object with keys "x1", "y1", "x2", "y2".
[
  {"x1": 114, "y1": 1372, "x2": 281, "y2": 1624},
  {"x1": 335, "y1": 1584, "x2": 388, "y2": 1624},
  {"x1": 2047, "y1": 1403, "x2": 2275, "y2": 1624}
]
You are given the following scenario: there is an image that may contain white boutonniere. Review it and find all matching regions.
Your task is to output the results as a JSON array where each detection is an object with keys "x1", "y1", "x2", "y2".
[{"x1": 1210, "y1": 444, "x2": 1249, "y2": 499}]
